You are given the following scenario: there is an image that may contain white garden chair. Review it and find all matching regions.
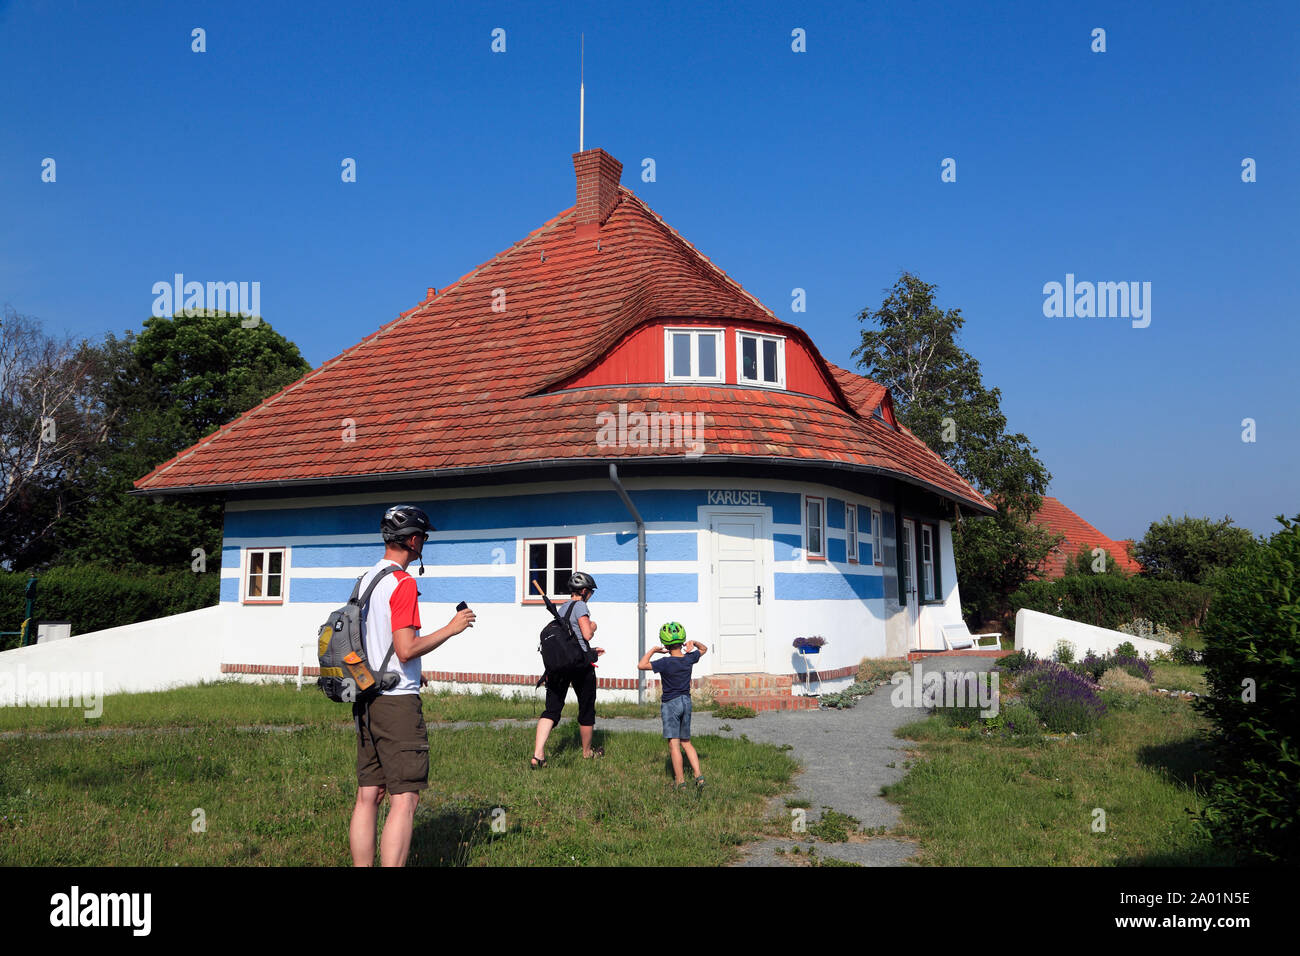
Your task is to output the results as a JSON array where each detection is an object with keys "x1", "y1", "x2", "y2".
[{"x1": 941, "y1": 623, "x2": 1002, "y2": 651}]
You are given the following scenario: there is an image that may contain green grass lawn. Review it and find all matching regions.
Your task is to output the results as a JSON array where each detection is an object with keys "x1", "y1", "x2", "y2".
[
  {"x1": 883, "y1": 689, "x2": 1229, "y2": 866},
  {"x1": 0, "y1": 683, "x2": 795, "y2": 866},
  {"x1": 1149, "y1": 663, "x2": 1208, "y2": 694},
  {"x1": 0, "y1": 679, "x2": 663, "y2": 733}
]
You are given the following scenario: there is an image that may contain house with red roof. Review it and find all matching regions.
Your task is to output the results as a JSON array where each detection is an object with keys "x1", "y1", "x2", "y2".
[
  {"x1": 134, "y1": 149, "x2": 994, "y2": 704},
  {"x1": 1030, "y1": 496, "x2": 1142, "y2": 578}
]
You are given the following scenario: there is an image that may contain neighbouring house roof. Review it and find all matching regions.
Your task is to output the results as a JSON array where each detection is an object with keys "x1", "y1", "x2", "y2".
[
  {"x1": 134, "y1": 151, "x2": 993, "y2": 515},
  {"x1": 1031, "y1": 496, "x2": 1142, "y2": 577}
]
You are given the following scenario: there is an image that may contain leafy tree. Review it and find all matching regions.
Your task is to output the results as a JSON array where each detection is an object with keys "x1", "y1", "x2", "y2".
[
  {"x1": 853, "y1": 273, "x2": 1055, "y2": 623},
  {"x1": 1135, "y1": 514, "x2": 1255, "y2": 584},
  {"x1": 55, "y1": 310, "x2": 310, "y2": 571},
  {"x1": 0, "y1": 306, "x2": 111, "y2": 569}
]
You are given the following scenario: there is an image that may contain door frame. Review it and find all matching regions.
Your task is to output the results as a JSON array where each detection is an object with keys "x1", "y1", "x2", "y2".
[
  {"x1": 900, "y1": 517, "x2": 920, "y2": 650},
  {"x1": 703, "y1": 508, "x2": 769, "y2": 674}
]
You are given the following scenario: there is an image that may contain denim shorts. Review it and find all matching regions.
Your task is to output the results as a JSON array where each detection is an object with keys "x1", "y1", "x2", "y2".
[{"x1": 660, "y1": 695, "x2": 692, "y2": 740}]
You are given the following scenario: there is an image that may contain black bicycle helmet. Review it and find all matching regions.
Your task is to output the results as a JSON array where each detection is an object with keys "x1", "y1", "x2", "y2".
[
  {"x1": 381, "y1": 505, "x2": 434, "y2": 575},
  {"x1": 381, "y1": 504, "x2": 434, "y2": 541},
  {"x1": 567, "y1": 571, "x2": 598, "y2": 593}
]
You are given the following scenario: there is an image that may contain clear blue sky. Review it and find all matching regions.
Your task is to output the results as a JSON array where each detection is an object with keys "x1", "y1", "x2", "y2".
[{"x1": 3, "y1": 0, "x2": 1296, "y2": 539}]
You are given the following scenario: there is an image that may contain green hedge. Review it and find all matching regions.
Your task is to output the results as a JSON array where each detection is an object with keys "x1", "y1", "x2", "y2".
[
  {"x1": 1195, "y1": 518, "x2": 1300, "y2": 864},
  {"x1": 0, "y1": 567, "x2": 219, "y2": 650},
  {"x1": 1009, "y1": 574, "x2": 1212, "y2": 632}
]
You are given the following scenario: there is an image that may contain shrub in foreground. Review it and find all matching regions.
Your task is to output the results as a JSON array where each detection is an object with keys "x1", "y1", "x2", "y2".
[{"x1": 1195, "y1": 516, "x2": 1300, "y2": 865}]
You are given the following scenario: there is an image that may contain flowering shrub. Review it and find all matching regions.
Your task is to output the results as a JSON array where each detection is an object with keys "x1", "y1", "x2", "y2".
[
  {"x1": 1016, "y1": 661, "x2": 1107, "y2": 734},
  {"x1": 1071, "y1": 650, "x2": 1153, "y2": 683},
  {"x1": 1119, "y1": 617, "x2": 1181, "y2": 644}
]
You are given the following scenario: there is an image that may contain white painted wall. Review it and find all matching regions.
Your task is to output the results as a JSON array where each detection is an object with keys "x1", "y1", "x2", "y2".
[
  {"x1": 0, "y1": 605, "x2": 230, "y2": 705},
  {"x1": 1014, "y1": 608, "x2": 1171, "y2": 660},
  {"x1": 0, "y1": 476, "x2": 970, "y2": 702}
]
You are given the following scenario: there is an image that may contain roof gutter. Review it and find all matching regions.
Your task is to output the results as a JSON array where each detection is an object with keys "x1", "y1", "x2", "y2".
[{"x1": 608, "y1": 463, "x2": 647, "y2": 704}]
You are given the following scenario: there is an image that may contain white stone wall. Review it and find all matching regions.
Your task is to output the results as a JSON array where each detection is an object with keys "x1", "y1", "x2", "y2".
[{"x1": 1014, "y1": 608, "x2": 1171, "y2": 660}]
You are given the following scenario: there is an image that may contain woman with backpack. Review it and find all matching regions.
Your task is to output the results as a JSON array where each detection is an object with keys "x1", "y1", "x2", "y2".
[{"x1": 531, "y1": 572, "x2": 604, "y2": 767}]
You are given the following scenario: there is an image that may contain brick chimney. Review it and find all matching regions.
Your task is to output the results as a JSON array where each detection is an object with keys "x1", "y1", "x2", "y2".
[{"x1": 573, "y1": 148, "x2": 622, "y2": 239}]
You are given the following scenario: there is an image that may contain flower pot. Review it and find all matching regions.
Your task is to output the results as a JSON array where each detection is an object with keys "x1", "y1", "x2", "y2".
[{"x1": 799, "y1": 645, "x2": 821, "y2": 654}]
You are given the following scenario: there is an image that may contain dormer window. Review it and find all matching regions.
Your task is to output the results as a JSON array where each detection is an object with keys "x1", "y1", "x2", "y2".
[
  {"x1": 737, "y1": 331, "x2": 785, "y2": 388},
  {"x1": 665, "y1": 328, "x2": 724, "y2": 383}
]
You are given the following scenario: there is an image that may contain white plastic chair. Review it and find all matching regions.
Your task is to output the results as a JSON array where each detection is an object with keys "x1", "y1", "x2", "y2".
[{"x1": 941, "y1": 623, "x2": 1001, "y2": 651}]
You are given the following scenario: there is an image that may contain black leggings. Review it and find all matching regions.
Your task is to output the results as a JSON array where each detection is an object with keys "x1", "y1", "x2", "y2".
[{"x1": 541, "y1": 665, "x2": 597, "y2": 726}]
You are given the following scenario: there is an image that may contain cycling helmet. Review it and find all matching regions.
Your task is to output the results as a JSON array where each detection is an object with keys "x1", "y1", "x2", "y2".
[
  {"x1": 381, "y1": 505, "x2": 434, "y2": 542},
  {"x1": 381, "y1": 505, "x2": 434, "y2": 575},
  {"x1": 567, "y1": 571, "x2": 598, "y2": 593},
  {"x1": 658, "y1": 621, "x2": 687, "y2": 647}
]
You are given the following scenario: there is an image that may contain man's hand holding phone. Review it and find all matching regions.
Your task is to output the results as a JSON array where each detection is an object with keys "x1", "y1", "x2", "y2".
[{"x1": 451, "y1": 601, "x2": 475, "y2": 635}]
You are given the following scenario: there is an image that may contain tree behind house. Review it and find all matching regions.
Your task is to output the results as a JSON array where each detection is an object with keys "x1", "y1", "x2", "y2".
[
  {"x1": 54, "y1": 310, "x2": 311, "y2": 572},
  {"x1": 1135, "y1": 514, "x2": 1255, "y2": 585},
  {"x1": 853, "y1": 272, "x2": 1055, "y2": 624}
]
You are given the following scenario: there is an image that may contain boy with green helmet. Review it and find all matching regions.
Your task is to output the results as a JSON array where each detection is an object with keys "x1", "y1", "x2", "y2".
[{"x1": 638, "y1": 622, "x2": 708, "y2": 791}]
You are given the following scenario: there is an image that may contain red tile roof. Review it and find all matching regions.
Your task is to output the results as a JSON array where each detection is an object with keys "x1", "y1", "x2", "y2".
[
  {"x1": 1031, "y1": 496, "x2": 1143, "y2": 577},
  {"x1": 135, "y1": 177, "x2": 993, "y2": 514}
]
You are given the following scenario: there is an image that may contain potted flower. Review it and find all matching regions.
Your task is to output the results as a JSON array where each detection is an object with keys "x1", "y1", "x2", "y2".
[{"x1": 792, "y1": 636, "x2": 827, "y2": 655}]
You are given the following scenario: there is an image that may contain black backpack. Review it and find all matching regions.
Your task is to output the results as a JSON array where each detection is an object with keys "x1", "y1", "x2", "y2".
[{"x1": 534, "y1": 585, "x2": 595, "y2": 679}]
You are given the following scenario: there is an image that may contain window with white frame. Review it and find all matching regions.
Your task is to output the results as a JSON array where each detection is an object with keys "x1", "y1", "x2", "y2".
[
  {"x1": 736, "y1": 331, "x2": 785, "y2": 388},
  {"x1": 804, "y1": 496, "x2": 825, "y2": 559},
  {"x1": 920, "y1": 525, "x2": 936, "y2": 601},
  {"x1": 847, "y1": 504, "x2": 858, "y2": 562},
  {"x1": 524, "y1": 538, "x2": 577, "y2": 602},
  {"x1": 665, "y1": 328, "x2": 724, "y2": 383},
  {"x1": 244, "y1": 547, "x2": 286, "y2": 603},
  {"x1": 872, "y1": 509, "x2": 883, "y2": 566}
]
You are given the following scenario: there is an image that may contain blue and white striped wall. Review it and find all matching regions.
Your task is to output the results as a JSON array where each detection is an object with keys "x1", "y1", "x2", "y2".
[{"x1": 218, "y1": 476, "x2": 961, "y2": 694}]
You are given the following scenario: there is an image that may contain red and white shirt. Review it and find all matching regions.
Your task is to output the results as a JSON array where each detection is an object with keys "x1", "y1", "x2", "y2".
[{"x1": 359, "y1": 559, "x2": 422, "y2": 695}]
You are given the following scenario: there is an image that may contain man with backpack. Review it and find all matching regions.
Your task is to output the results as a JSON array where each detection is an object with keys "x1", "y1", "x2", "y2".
[
  {"x1": 349, "y1": 504, "x2": 475, "y2": 867},
  {"x1": 530, "y1": 572, "x2": 605, "y2": 768}
]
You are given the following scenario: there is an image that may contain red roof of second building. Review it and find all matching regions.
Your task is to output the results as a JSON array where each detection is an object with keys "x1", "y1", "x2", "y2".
[
  {"x1": 134, "y1": 177, "x2": 993, "y2": 514},
  {"x1": 1031, "y1": 496, "x2": 1142, "y2": 577}
]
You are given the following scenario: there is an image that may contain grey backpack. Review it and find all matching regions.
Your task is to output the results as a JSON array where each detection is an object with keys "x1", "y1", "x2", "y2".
[{"x1": 317, "y1": 565, "x2": 400, "y2": 703}]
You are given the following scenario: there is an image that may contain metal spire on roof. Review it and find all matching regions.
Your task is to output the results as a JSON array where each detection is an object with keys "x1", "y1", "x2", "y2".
[{"x1": 579, "y1": 33, "x2": 585, "y2": 152}]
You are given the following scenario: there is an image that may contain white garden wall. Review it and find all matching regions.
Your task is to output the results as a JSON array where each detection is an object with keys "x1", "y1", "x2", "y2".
[
  {"x1": 0, "y1": 604, "x2": 230, "y2": 706},
  {"x1": 1014, "y1": 608, "x2": 1171, "y2": 660}
]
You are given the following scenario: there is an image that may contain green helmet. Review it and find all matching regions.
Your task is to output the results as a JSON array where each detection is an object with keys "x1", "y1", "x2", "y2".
[{"x1": 659, "y1": 621, "x2": 687, "y2": 647}]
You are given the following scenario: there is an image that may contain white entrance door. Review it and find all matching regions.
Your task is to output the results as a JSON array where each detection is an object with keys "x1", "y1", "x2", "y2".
[
  {"x1": 900, "y1": 519, "x2": 920, "y2": 649},
  {"x1": 709, "y1": 513, "x2": 766, "y2": 673}
]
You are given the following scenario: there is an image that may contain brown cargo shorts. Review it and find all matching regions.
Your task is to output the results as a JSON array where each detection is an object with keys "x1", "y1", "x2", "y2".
[{"x1": 355, "y1": 693, "x2": 429, "y2": 794}]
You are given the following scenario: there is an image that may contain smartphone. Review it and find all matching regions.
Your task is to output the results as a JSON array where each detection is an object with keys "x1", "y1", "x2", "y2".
[{"x1": 456, "y1": 601, "x2": 469, "y2": 612}]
